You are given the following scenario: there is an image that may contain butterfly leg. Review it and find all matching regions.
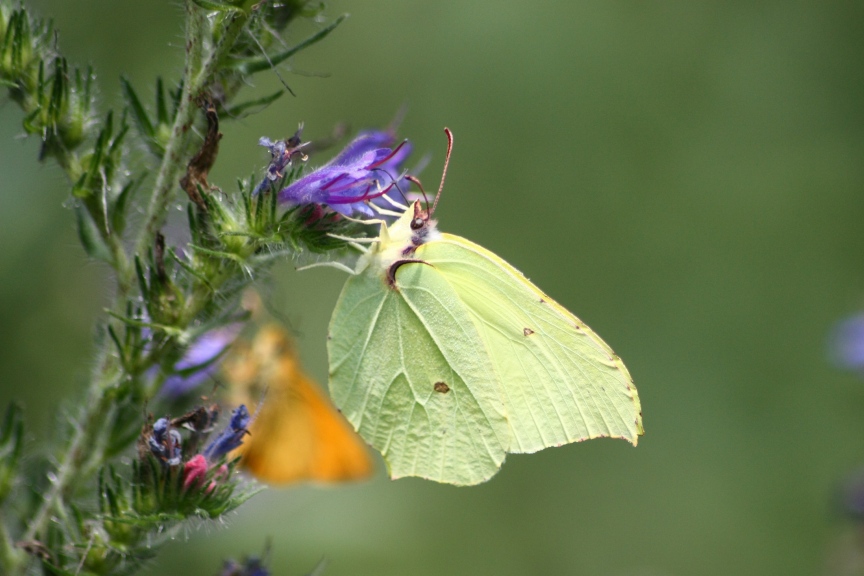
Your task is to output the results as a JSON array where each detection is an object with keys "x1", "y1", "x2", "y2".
[
  {"x1": 326, "y1": 234, "x2": 374, "y2": 254},
  {"x1": 368, "y1": 202, "x2": 405, "y2": 218},
  {"x1": 326, "y1": 234, "x2": 378, "y2": 244},
  {"x1": 340, "y1": 213, "x2": 389, "y2": 227},
  {"x1": 296, "y1": 261, "x2": 358, "y2": 275},
  {"x1": 372, "y1": 194, "x2": 408, "y2": 212}
]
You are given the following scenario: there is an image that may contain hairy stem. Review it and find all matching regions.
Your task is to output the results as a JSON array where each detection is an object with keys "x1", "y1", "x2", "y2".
[
  {"x1": 136, "y1": 5, "x2": 249, "y2": 257},
  {"x1": 135, "y1": 0, "x2": 207, "y2": 257}
]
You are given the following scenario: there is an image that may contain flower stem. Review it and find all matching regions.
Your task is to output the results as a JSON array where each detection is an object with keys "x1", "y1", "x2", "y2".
[{"x1": 135, "y1": 4, "x2": 249, "y2": 258}]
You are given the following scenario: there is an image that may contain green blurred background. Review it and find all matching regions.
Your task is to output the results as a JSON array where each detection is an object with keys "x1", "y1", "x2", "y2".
[{"x1": 3, "y1": 1, "x2": 864, "y2": 574}]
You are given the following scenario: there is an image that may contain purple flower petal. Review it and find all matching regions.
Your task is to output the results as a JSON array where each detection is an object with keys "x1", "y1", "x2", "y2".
[
  {"x1": 831, "y1": 313, "x2": 864, "y2": 371},
  {"x1": 277, "y1": 129, "x2": 414, "y2": 217},
  {"x1": 203, "y1": 405, "x2": 251, "y2": 461}
]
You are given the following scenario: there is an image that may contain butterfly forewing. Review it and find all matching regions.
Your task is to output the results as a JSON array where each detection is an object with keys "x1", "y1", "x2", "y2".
[
  {"x1": 329, "y1": 268, "x2": 508, "y2": 485},
  {"x1": 416, "y1": 234, "x2": 643, "y2": 454}
]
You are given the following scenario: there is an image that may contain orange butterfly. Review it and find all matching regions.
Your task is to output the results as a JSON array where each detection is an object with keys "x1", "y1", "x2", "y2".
[{"x1": 223, "y1": 324, "x2": 373, "y2": 484}]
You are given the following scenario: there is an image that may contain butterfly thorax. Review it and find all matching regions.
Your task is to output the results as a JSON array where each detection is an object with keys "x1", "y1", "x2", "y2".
[{"x1": 357, "y1": 201, "x2": 440, "y2": 281}]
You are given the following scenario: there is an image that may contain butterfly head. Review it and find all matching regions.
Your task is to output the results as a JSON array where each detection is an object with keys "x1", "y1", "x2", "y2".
[
  {"x1": 401, "y1": 127, "x2": 454, "y2": 242},
  {"x1": 364, "y1": 129, "x2": 452, "y2": 275}
]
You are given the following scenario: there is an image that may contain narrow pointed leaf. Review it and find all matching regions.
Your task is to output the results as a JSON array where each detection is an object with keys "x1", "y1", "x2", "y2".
[
  {"x1": 75, "y1": 204, "x2": 111, "y2": 262},
  {"x1": 222, "y1": 89, "x2": 284, "y2": 118},
  {"x1": 234, "y1": 14, "x2": 347, "y2": 75},
  {"x1": 120, "y1": 75, "x2": 155, "y2": 139}
]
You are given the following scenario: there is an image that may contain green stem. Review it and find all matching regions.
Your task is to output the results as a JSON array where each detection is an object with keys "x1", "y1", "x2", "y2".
[
  {"x1": 135, "y1": 4, "x2": 249, "y2": 257},
  {"x1": 134, "y1": 0, "x2": 207, "y2": 257}
]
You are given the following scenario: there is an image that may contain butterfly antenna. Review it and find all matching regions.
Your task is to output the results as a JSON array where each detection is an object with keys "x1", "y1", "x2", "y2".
[
  {"x1": 431, "y1": 128, "x2": 453, "y2": 216},
  {"x1": 405, "y1": 175, "x2": 429, "y2": 208}
]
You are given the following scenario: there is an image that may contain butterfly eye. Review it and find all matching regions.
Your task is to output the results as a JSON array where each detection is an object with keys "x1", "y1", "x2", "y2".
[{"x1": 411, "y1": 217, "x2": 425, "y2": 230}]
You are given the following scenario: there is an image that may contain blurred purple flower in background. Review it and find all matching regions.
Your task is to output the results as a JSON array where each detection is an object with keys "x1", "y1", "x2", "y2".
[
  {"x1": 277, "y1": 129, "x2": 413, "y2": 217},
  {"x1": 830, "y1": 313, "x2": 864, "y2": 371},
  {"x1": 159, "y1": 323, "x2": 243, "y2": 398},
  {"x1": 219, "y1": 556, "x2": 270, "y2": 576}
]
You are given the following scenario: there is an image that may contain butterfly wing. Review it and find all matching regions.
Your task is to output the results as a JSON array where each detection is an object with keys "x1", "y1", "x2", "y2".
[
  {"x1": 417, "y1": 234, "x2": 643, "y2": 454},
  {"x1": 227, "y1": 326, "x2": 373, "y2": 484},
  {"x1": 328, "y1": 268, "x2": 509, "y2": 486},
  {"x1": 329, "y1": 234, "x2": 642, "y2": 486}
]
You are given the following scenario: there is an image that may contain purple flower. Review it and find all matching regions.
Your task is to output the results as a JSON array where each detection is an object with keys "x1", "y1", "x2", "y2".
[
  {"x1": 278, "y1": 129, "x2": 413, "y2": 217},
  {"x1": 841, "y1": 471, "x2": 864, "y2": 520},
  {"x1": 830, "y1": 313, "x2": 864, "y2": 371},
  {"x1": 159, "y1": 324, "x2": 243, "y2": 398},
  {"x1": 220, "y1": 557, "x2": 270, "y2": 576},
  {"x1": 203, "y1": 405, "x2": 251, "y2": 461}
]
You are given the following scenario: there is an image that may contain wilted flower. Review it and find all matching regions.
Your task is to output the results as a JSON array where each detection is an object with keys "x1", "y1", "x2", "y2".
[
  {"x1": 277, "y1": 129, "x2": 413, "y2": 217},
  {"x1": 146, "y1": 417, "x2": 183, "y2": 466},
  {"x1": 252, "y1": 126, "x2": 307, "y2": 195},
  {"x1": 159, "y1": 323, "x2": 243, "y2": 398}
]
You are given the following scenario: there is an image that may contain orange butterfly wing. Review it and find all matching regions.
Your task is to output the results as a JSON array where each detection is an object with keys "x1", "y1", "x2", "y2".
[{"x1": 225, "y1": 325, "x2": 373, "y2": 484}]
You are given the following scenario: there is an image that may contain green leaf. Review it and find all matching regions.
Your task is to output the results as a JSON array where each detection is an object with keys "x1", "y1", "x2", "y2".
[
  {"x1": 234, "y1": 14, "x2": 347, "y2": 75},
  {"x1": 222, "y1": 89, "x2": 284, "y2": 118},
  {"x1": 104, "y1": 310, "x2": 182, "y2": 337},
  {"x1": 121, "y1": 75, "x2": 165, "y2": 160},
  {"x1": 134, "y1": 255, "x2": 150, "y2": 301},
  {"x1": 75, "y1": 204, "x2": 111, "y2": 262},
  {"x1": 155, "y1": 77, "x2": 169, "y2": 125},
  {"x1": 111, "y1": 175, "x2": 144, "y2": 236},
  {"x1": 121, "y1": 76, "x2": 154, "y2": 140}
]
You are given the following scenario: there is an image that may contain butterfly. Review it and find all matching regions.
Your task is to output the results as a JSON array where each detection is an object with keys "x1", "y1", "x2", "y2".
[
  {"x1": 323, "y1": 129, "x2": 643, "y2": 486},
  {"x1": 223, "y1": 324, "x2": 373, "y2": 484}
]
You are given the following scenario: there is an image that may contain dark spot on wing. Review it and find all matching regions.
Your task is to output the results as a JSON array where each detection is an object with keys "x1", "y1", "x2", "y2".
[
  {"x1": 434, "y1": 381, "x2": 450, "y2": 394},
  {"x1": 523, "y1": 327, "x2": 535, "y2": 336}
]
